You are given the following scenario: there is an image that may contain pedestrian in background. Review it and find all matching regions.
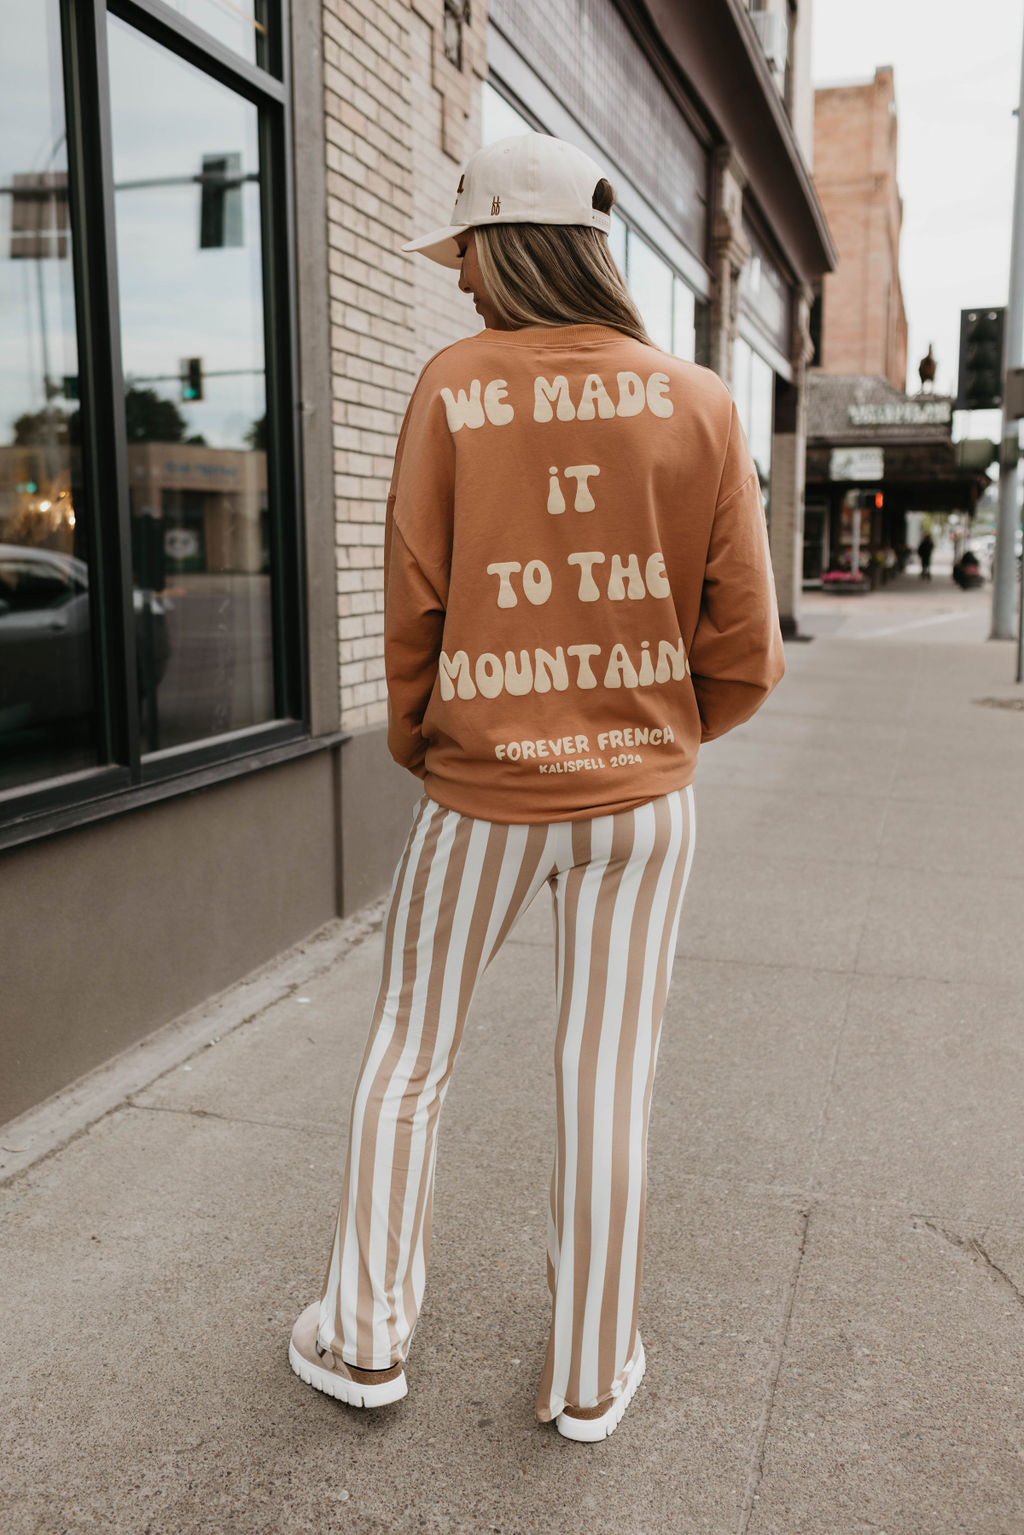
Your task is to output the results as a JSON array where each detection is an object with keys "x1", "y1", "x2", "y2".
[
  {"x1": 289, "y1": 133, "x2": 785, "y2": 1441},
  {"x1": 918, "y1": 530, "x2": 934, "y2": 580}
]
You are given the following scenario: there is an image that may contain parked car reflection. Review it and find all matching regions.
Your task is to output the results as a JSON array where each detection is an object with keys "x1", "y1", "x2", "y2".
[{"x1": 0, "y1": 543, "x2": 171, "y2": 732}]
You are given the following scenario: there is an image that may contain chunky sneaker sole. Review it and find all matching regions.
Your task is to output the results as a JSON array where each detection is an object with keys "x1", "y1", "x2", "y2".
[
  {"x1": 289, "y1": 1302, "x2": 408, "y2": 1409},
  {"x1": 555, "y1": 1341, "x2": 646, "y2": 1442}
]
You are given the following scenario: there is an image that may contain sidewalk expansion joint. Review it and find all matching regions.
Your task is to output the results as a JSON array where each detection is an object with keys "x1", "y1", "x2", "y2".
[
  {"x1": 918, "y1": 1219, "x2": 1024, "y2": 1306},
  {"x1": 673, "y1": 949, "x2": 858, "y2": 980},
  {"x1": 736, "y1": 1203, "x2": 811, "y2": 1535},
  {"x1": 124, "y1": 1099, "x2": 341, "y2": 1139}
]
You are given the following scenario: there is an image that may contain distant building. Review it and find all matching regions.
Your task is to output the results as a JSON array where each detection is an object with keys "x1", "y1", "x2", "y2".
[
  {"x1": 812, "y1": 66, "x2": 908, "y2": 390},
  {"x1": 803, "y1": 374, "x2": 989, "y2": 581},
  {"x1": 800, "y1": 65, "x2": 979, "y2": 585}
]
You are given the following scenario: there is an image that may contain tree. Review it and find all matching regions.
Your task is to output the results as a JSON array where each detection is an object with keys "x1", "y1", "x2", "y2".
[
  {"x1": 123, "y1": 387, "x2": 188, "y2": 444},
  {"x1": 11, "y1": 407, "x2": 72, "y2": 446},
  {"x1": 11, "y1": 390, "x2": 196, "y2": 451}
]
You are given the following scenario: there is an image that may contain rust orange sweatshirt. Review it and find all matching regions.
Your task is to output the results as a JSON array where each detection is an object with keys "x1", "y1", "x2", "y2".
[{"x1": 384, "y1": 323, "x2": 785, "y2": 822}]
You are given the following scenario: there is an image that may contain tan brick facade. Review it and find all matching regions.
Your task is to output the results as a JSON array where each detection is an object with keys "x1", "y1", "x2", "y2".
[
  {"x1": 813, "y1": 67, "x2": 908, "y2": 390},
  {"x1": 323, "y1": 0, "x2": 484, "y2": 729}
]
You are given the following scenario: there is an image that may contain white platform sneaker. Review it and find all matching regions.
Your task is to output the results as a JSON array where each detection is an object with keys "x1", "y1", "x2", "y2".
[
  {"x1": 555, "y1": 1340, "x2": 646, "y2": 1442},
  {"x1": 288, "y1": 1302, "x2": 408, "y2": 1409}
]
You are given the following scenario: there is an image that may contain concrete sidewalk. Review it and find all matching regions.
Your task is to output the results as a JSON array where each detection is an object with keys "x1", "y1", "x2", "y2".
[{"x1": 3, "y1": 576, "x2": 1024, "y2": 1535}]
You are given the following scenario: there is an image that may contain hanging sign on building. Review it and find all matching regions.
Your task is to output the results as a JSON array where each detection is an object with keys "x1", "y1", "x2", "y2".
[
  {"x1": 830, "y1": 447, "x2": 884, "y2": 481},
  {"x1": 846, "y1": 401, "x2": 951, "y2": 427}
]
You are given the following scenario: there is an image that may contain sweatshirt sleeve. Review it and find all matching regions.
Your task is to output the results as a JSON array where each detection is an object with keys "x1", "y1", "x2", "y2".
[
  {"x1": 383, "y1": 376, "x2": 454, "y2": 778},
  {"x1": 687, "y1": 403, "x2": 786, "y2": 743}
]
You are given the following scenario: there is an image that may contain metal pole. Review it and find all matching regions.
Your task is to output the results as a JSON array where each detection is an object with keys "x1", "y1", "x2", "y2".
[
  {"x1": 1017, "y1": 499, "x2": 1024, "y2": 680},
  {"x1": 993, "y1": 20, "x2": 1024, "y2": 640}
]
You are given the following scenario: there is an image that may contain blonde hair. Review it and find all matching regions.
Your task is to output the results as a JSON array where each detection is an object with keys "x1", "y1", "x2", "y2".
[{"x1": 471, "y1": 179, "x2": 652, "y2": 345}]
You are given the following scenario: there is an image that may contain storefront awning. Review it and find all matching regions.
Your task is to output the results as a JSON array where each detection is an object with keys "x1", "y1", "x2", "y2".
[{"x1": 805, "y1": 373, "x2": 991, "y2": 512}]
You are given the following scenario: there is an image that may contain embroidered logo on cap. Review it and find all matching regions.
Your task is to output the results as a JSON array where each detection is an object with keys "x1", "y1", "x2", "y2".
[{"x1": 490, "y1": 195, "x2": 501, "y2": 215}]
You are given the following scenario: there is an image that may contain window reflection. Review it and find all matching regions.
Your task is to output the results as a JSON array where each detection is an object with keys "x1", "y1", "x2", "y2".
[
  {"x1": 740, "y1": 219, "x2": 790, "y2": 356},
  {"x1": 623, "y1": 229, "x2": 700, "y2": 361},
  {"x1": 749, "y1": 350, "x2": 774, "y2": 494},
  {"x1": 733, "y1": 336, "x2": 774, "y2": 518},
  {"x1": 627, "y1": 233, "x2": 673, "y2": 351},
  {"x1": 609, "y1": 211, "x2": 627, "y2": 277},
  {"x1": 108, "y1": 16, "x2": 275, "y2": 754},
  {"x1": 159, "y1": 0, "x2": 270, "y2": 67},
  {"x1": 0, "y1": 0, "x2": 100, "y2": 792},
  {"x1": 482, "y1": 82, "x2": 533, "y2": 143},
  {"x1": 672, "y1": 276, "x2": 695, "y2": 362}
]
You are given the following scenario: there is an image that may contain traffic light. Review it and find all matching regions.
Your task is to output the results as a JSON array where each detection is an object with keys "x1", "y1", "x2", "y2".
[
  {"x1": 180, "y1": 357, "x2": 203, "y2": 401},
  {"x1": 873, "y1": 492, "x2": 884, "y2": 509},
  {"x1": 956, "y1": 307, "x2": 1005, "y2": 411},
  {"x1": 199, "y1": 153, "x2": 243, "y2": 249}
]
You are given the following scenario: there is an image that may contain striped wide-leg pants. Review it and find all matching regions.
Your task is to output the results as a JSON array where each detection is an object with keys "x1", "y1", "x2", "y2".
[{"x1": 317, "y1": 785, "x2": 695, "y2": 1422}]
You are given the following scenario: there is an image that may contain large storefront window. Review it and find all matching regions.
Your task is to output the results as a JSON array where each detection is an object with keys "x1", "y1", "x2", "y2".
[
  {"x1": 734, "y1": 219, "x2": 794, "y2": 526},
  {"x1": 1, "y1": 2, "x2": 302, "y2": 824},
  {"x1": 624, "y1": 228, "x2": 704, "y2": 364},
  {"x1": 0, "y1": 1, "x2": 97, "y2": 792},
  {"x1": 627, "y1": 234, "x2": 673, "y2": 351},
  {"x1": 740, "y1": 217, "x2": 791, "y2": 360},
  {"x1": 108, "y1": 17, "x2": 273, "y2": 752},
  {"x1": 733, "y1": 336, "x2": 775, "y2": 516}
]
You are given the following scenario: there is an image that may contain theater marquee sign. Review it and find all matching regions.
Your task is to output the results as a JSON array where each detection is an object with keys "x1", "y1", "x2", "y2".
[{"x1": 846, "y1": 401, "x2": 952, "y2": 427}]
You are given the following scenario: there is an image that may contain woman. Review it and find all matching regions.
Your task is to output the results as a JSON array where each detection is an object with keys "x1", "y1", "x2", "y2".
[{"x1": 289, "y1": 133, "x2": 785, "y2": 1441}]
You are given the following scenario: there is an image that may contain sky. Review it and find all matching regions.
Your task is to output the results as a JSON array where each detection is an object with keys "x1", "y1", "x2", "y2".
[{"x1": 811, "y1": 0, "x2": 1023, "y2": 437}]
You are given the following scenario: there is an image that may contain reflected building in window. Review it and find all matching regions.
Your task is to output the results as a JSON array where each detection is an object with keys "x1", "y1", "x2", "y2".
[
  {"x1": 0, "y1": 3, "x2": 96, "y2": 790},
  {"x1": 107, "y1": 15, "x2": 274, "y2": 754}
]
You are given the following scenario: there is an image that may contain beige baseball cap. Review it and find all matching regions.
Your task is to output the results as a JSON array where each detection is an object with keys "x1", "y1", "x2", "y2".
[{"x1": 402, "y1": 132, "x2": 612, "y2": 269}]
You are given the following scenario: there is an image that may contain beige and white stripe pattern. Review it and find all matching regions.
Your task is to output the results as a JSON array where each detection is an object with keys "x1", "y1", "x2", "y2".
[{"x1": 318, "y1": 786, "x2": 695, "y2": 1421}]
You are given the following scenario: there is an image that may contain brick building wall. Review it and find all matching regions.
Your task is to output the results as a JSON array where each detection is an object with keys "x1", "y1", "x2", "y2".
[
  {"x1": 813, "y1": 66, "x2": 907, "y2": 390},
  {"x1": 323, "y1": 0, "x2": 484, "y2": 731},
  {"x1": 408, "y1": 3, "x2": 485, "y2": 367}
]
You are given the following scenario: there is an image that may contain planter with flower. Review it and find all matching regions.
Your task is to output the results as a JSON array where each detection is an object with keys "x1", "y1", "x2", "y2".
[{"x1": 821, "y1": 569, "x2": 868, "y2": 595}]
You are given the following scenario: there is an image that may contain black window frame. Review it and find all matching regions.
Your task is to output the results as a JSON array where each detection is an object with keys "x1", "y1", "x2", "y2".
[{"x1": 0, "y1": 0, "x2": 315, "y2": 848}]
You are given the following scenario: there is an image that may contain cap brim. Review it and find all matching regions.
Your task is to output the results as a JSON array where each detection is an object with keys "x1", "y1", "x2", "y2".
[{"x1": 400, "y1": 223, "x2": 468, "y2": 269}]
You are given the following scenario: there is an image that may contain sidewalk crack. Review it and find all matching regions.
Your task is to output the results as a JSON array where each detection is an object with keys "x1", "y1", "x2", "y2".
[
  {"x1": 736, "y1": 1204, "x2": 811, "y2": 1535},
  {"x1": 919, "y1": 1219, "x2": 1024, "y2": 1306}
]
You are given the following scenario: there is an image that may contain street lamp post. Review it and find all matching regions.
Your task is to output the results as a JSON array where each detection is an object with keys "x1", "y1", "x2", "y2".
[{"x1": 992, "y1": 21, "x2": 1024, "y2": 644}]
